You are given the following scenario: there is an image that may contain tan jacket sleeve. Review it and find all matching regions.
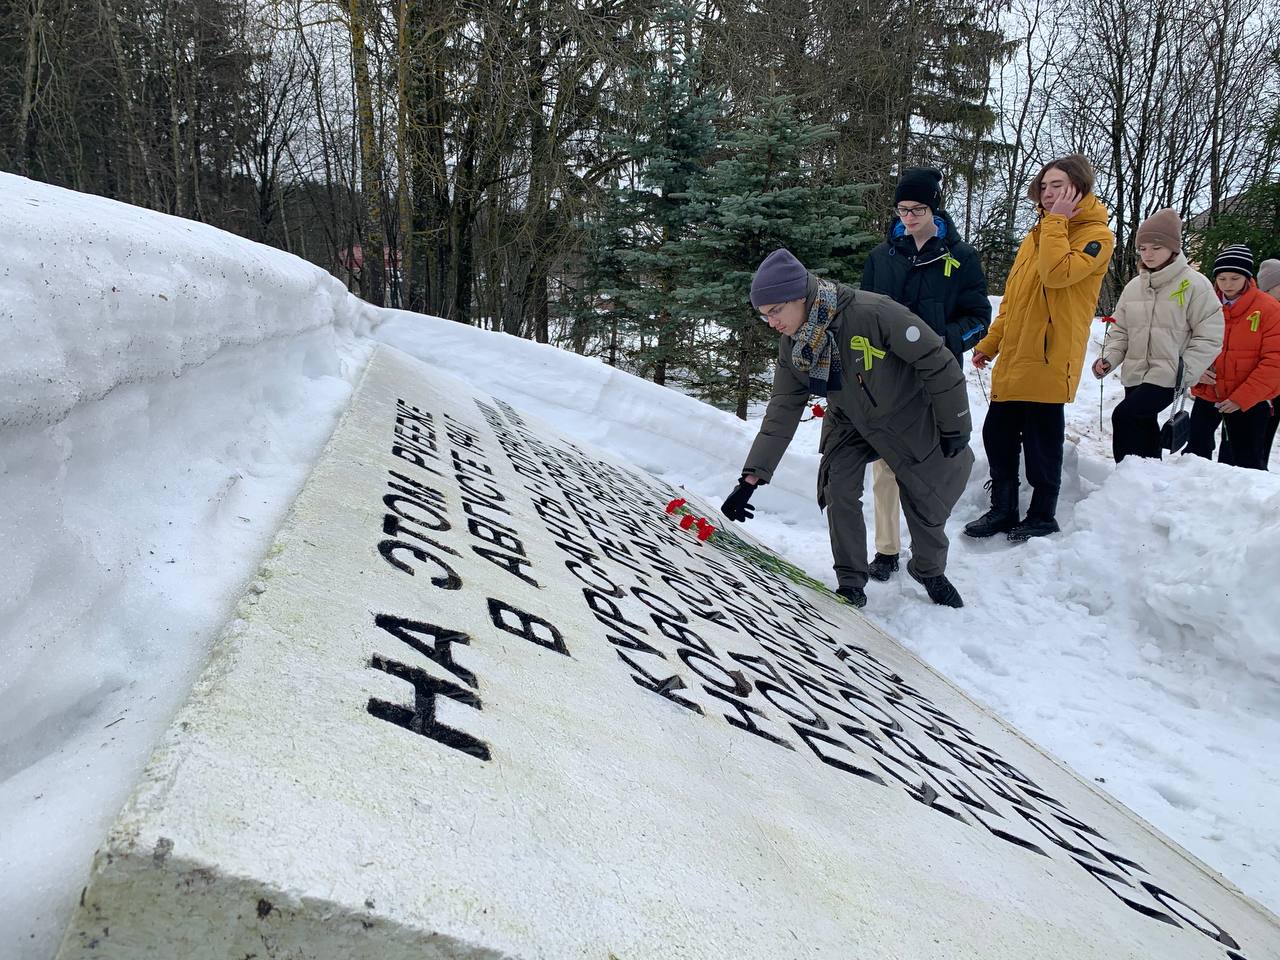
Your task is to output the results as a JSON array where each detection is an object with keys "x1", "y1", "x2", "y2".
[
  {"x1": 1180, "y1": 283, "x2": 1225, "y2": 388},
  {"x1": 1100, "y1": 283, "x2": 1133, "y2": 372}
]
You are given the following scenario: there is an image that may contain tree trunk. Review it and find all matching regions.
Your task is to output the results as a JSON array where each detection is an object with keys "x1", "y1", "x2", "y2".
[
  {"x1": 168, "y1": 6, "x2": 184, "y2": 218},
  {"x1": 13, "y1": 0, "x2": 46, "y2": 175},
  {"x1": 100, "y1": 0, "x2": 159, "y2": 208},
  {"x1": 395, "y1": 0, "x2": 413, "y2": 309},
  {"x1": 733, "y1": 316, "x2": 755, "y2": 420},
  {"x1": 348, "y1": 0, "x2": 386, "y2": 306},
  {"x1": 407, "y1": 2, "x2": 455, "y2": 316}
]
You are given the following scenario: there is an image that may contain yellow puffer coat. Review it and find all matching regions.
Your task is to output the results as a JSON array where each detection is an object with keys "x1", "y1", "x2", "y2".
[{"x1": 976, "y1": 194, "x2": 1115, "y2": 403}]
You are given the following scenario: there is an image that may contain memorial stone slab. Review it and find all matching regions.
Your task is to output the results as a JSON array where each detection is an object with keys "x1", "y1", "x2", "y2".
[{"x1": 56, "y1": 345, "x2": 1280, "y2": 959}]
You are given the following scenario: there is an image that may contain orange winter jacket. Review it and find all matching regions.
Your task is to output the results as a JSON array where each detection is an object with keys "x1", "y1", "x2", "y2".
[
  {"x1": 975, "y1": 194, "x2": 1115, "y2": 403},
  {"x1": 1191, "y1": 285, "x2": 1280, "y2": 411}
]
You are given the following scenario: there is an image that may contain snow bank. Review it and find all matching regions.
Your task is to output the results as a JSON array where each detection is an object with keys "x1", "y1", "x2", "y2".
[
  {"x1": 0, "y1": 172, "x2": 373, "y2": 429},
  {"x1": 1068, "y1": 455, "x2": 1280, "y2": 676},
  {"x1": 0, "y1": 174, "x2": 376, "y2": 958}
]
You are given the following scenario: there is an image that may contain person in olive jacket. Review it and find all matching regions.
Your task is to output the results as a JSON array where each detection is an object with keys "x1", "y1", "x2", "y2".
[
  {"x1": 859, "y1": 167, "x2": 990, "y2": 581},
  {"x1": 720, "y1": 248, "x2": 974, "y2": 609}
]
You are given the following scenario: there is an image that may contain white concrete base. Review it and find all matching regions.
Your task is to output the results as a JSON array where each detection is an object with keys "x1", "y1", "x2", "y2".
[{"x1": 56, "y1": 345, "x2": 1279, "y2": 959}]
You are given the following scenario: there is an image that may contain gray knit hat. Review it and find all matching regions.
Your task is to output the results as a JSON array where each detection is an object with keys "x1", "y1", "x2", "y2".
[
  {"x1": 750, "y1": 248, "x2": 808, "y2": 308},
  {"x1": 1257, "y1": 258, "x2": 1280, "y2": 295},
  {"x1": 1213, "y1": 244, "x2": 1254, "y2": 278}
]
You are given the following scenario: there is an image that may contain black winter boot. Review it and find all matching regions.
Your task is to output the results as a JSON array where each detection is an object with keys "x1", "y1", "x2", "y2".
[
  {"x1": 868, "y1": 552, "x2": 899, "y2": 581},
  {"x1": 906, "y1": 559, "x2": 964, "y2": 608},
  {"x1": 963, "y1": 480, "x2": 1019, "y2": 538},
  {"x1": 1008, "y1": 487, "x2": 1060, "y2": 542},
  {"x1": 836, "y1": 585, "x2": 867, "y2": 608}
]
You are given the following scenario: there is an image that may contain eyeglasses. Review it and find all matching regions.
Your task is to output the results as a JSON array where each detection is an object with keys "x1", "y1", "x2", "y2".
[
  {"x1": 759, "y1": 302, "x2": 791, "y2": 322},
  {"x1": 895, "y1": 204, "x2": 930, "y2": 219}
]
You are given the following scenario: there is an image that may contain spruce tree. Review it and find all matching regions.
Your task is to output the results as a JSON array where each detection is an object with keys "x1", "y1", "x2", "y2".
[
  {"x1": 569, "y1": 2, "x2": 719, "y2": 382},
  {"x1": 671, "y1": 95, "x2": 873, "y2": 419},
  {"x1": 1188, "y1": 180, "x2": 1280, "y2": 268}
]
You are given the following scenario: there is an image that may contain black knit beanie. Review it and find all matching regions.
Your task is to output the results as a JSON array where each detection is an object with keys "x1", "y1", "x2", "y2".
[
  {"x1": 894, "y1": 167, "x2": 944, "y2": 211},
  {"x1": 1213, "y1": 244, "x2": 1255, "y2": 279}
]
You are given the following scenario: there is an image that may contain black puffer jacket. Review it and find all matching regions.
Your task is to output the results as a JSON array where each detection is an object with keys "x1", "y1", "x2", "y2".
[{"x1": 860, "y1": 210, "x2": 991, "y2": 364}]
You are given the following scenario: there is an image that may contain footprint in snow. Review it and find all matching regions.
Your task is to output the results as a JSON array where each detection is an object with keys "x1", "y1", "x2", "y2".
[
  {"x1": 960, "y1": 643, "x2": 1009, "y2": 676},
  {"x1": 1152, "y1": 781, "x2": 1199, "y2": 811}
]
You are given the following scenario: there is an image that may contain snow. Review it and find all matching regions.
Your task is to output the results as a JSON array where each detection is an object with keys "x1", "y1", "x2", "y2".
[{"x1": 2, "y1": 171, "x2": 1278, "y2": 959}]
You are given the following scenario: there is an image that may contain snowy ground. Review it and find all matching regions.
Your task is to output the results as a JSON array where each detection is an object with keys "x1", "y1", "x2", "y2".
[{"x1": 2, "y1": 172, "x2": 1278, "y2": 959}]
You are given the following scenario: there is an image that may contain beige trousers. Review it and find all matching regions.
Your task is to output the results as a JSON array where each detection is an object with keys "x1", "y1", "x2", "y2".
[{"x1": 871, "y1": 459, "x2": 902, "y2": 556}]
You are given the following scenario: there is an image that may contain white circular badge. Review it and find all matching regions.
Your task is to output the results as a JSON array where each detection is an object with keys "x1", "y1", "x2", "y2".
[{"x1": 905, "y1": 325, "x2": 921, "y2": 342}]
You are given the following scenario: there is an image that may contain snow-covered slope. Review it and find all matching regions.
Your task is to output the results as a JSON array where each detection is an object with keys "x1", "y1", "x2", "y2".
[
  {"x1": 2, "y1": 172, "x2": 1277, "y2": 960},
  {"x1": 0, "y1": 173, "x2": 377, "y2": 957}
]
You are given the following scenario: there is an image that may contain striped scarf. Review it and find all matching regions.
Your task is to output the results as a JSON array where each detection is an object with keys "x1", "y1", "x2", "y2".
[{"x1": 791, "y1": 278, "x2": 843, "y2": 396}]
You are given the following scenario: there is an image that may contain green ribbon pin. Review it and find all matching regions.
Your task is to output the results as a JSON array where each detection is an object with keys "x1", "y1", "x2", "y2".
[
  {"x1": 850, "y1": 335, "x2": 887, "y2": 369},
  {"x1": 1170, "y1": 278, "x2": 1190, "y2": 307},
  {"x1": 1250, "y1": 311, "x2": 1261, "y2": 332},
  {"x1": 943, "y1": 255, "x2": 962, "y2": 278}
]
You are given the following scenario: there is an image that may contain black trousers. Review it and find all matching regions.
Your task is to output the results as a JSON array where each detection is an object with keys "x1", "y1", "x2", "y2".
[
  {"x1": 982, "y1": 400, "x2": 1065, "y2": 504},
  {"x1": 1265, "y1": 400, "x2": 1280, "y2": 469},
  {"x1": 1112, "y1": 383, "x2": 1175, "y2": 463},
  {"x1": 1186, "y1": 397, "x2": 1271, "y2": 470}
]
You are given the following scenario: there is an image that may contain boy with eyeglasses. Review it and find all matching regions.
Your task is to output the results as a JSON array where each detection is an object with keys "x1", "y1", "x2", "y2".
[
  {"x1": 720, "y1": 248, "x2": 974, "y2": 609},
  {"x1": 858, "y1": 167, "x2": 991, "y2": 581}
]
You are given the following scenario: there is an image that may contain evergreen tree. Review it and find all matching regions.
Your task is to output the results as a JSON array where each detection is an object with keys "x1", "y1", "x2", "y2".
[
  {"x1": 671, "y1": 95, "x2": 874, "y2": 419},
  {"x1": 1189, "y1": 179, "x2": 1280, "y2": 269},
  {"x1": 569, "y1": 2, "x2": 719, "y2": 382}
]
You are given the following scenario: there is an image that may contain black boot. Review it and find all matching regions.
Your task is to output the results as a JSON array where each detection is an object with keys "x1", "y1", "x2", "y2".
[
  {"x1": 868, "y1": 552, "x2": 899, "y2": 581},
  {"x1": 906, "y1": 559, "x2": 964, "y2": 608},
  {"x1": 1008, "y1": 487, "x2": 1060, "y2": 542},
  {"x1": 836, "y1": 585, "x2": 867, "y2": 608},
  {"x1": 963, "y1": 480, "x2": 1019, "y2": 538}
]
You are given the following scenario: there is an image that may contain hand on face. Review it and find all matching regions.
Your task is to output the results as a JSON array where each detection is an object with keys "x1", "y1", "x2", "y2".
[{"x1": 1046, "y1": 186, "x2": 1082, "y2": 219}]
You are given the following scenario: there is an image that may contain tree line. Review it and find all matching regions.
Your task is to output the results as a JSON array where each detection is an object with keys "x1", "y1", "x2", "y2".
[{"x1": 2, "y1": 0, "x2": 1278, "y2": 416}]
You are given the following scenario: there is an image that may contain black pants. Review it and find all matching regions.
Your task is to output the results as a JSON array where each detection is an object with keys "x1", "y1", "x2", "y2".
[
  {"x1": 1186, "y1": 397, "x2": 1271, "y2": 470},
  {"x1": 1264, "y1": 401, "x2": 1280, "y2": 469},
  {"x1": 982, "y1": 400, "x2": 1065, "y2": 511},
  {"x1": 1112, "y1": 383, "x2": 1175, "y2": 463}
]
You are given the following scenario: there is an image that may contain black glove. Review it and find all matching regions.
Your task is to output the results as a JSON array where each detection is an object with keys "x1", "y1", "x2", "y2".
[
  {"x1": 721, "y1": 478, "x2": 757, "y2": 521},
  {"x1": 940, "y1": 431, "x2": 968, "y2": 459}
]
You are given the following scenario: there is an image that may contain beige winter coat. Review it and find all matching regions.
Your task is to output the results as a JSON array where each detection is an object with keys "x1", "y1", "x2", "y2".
[{"x1": 1100, "y1": 254, "x2": 1223, "y2": 389}]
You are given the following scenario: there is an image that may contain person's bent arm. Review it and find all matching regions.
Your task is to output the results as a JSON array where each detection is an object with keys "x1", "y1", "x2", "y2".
[{"x1": 740, "y1": 339, "x2": 810, "y2": 483}]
